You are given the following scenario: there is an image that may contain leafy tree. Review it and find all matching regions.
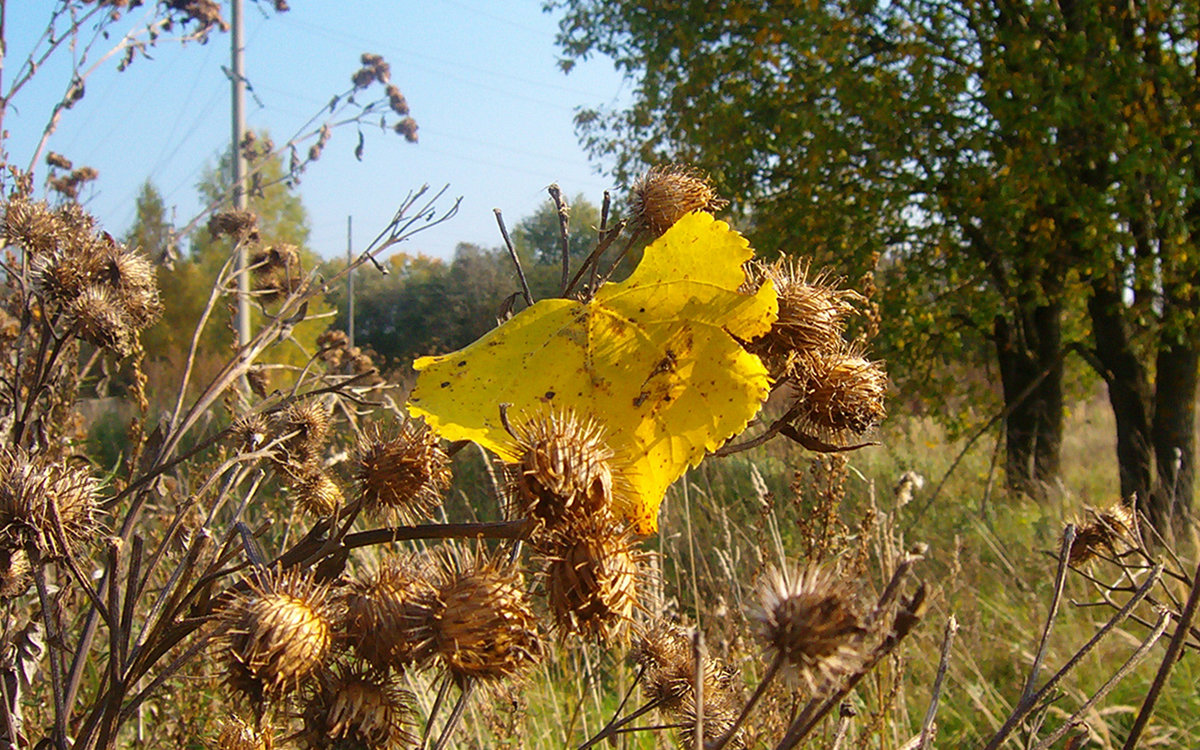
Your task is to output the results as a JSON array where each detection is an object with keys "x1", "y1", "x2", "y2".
[
  {"x1": 124, "y1": 182, "x2": 176, "y2": 263},
  {"x1": 512, "y1": 192, "x2": 601, "y2": 266}
]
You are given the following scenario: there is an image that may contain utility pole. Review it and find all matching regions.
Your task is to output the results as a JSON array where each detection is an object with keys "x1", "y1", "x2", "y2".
[
  {"x1": 231, "y1": 0, "x2": 250, "y2": 348},
  {"x1": 347, "y1": 215, "x2": 355, "y2": 348}
]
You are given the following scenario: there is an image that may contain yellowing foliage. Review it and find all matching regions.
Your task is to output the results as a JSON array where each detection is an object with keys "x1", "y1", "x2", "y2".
[{"x1": 408, "y1": 212, "x2": 777, "y2": 533}]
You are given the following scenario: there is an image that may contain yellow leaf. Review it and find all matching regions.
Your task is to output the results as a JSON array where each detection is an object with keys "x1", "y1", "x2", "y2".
[{"x1": 408, "y1": 212, "x2": 778, "y2": 534}]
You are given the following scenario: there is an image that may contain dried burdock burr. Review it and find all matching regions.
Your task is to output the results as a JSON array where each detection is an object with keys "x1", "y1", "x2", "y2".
[
  {"x1": 273, "y1": 399, "x2": 331, "y2": 467},
  {"x1": 212, "y1": 716, "x2": 272, "y2": 750},
  {"x1": 339, "y1": 556, "x2": 437, "y2": 671},
  {"x1": 230, "y1": 413, "x2": 271, "y2": 454},
  {"x1": 89, "y1": 243, "x2": 163, "y2": 328},
  {"x1": 787, "y1": 345, "x2": 888, "y2": 443},
  {"x1": 0, "y1": 448, "x2": 99, "y2": 559},
  {"x1": 632, "y1": 622, "x2": 739, "y2": 715},
  {"x1": 630, "y1": 164, "x2": 728, "y2": 237},
  {"x1": 541, "y1": 516, "x2": 647, "y2": 637},
  {"x1": 297, "y1": 664, "x2": 416, "y2": 750},
  {"x1": 354, "y1": 421, "x2": 451, "y2": 522},
  {"x1": 0, "y1": 548, "x2": 32, "y2": 599},
  {"x1": 217, "y1": 567, "x2": 336, "y2": 704},
  {"x1": 413, "y1": 547, "x2": 542, "y2": 683},
  {"x1": 249, "y1": 243, "x2": 304, "y2": 302},
  {"x1": 505, "y1": 409, "x2": 616, "y2": 528},
  {"x1": 208, "y1": 210, "x2": 259, "y2": 241},
  {"x1": 288, "y1": 468, "x2": 344, "y2": 517},
  {"x1": 3, "y1": 198, "x2": 61, "y2": 256},
  {"x1": 1067, "y1": 500, "x2": 1137, "y2": 565},
  {"x1": 752, "y1": 565, "x2": 866, "y2": 693},
  {"x1": 68, "y1": 285, "x2": 133, "y2": 355}
]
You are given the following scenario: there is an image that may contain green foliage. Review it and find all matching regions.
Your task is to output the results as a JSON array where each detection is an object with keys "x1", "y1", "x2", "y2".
[{"x1": 512, "y1": 192, "x2": 600, "y2": 266}]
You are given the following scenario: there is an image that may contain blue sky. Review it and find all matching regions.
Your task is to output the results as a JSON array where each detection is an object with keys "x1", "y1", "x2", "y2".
[{"x1": 4, "y1": 1, "x2": 628, "y2": 260}]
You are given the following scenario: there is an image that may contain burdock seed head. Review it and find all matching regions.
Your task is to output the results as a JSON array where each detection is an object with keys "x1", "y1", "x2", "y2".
[
  {"x1": 208, "y1": 209, "x2": 259, "y2": 241},
  {"x1": 1068, "y1": 501, "x2": 1137, "y2": 565},
  {"x1": 0, "y1": 448, "x2": 99, "y2": 558},
  {"x1": 288, "y1": 468, "x2": 344, "y2": 517},
  {"x1": 297, "y1": 665, "x2": 416, "y2": 750},
  {"x1": 415, "y1": 547, "x2": 542, "y2": 683},
  {"x1": 354, "y1": 421, "x2": 451, "y2": 523},
  {"x1": 787, "y1": 346, "x2": 888, "y2": 443},
  {"x1": 3, "y1": 198, "x2": 62, "y2": 256},
  {"x1": 248, "y1": 243, "x2": 303, "y2": 302},
  {"x1": 339, "y1": 556, "x2": 438, "y2": 671},
  {"x1": 68, "y1": 285, "x2": 133, "y2": 355},
  {"x1": 752, "y1": 565, "x2": 866, "y2": 693},
  {"x1": 273, "y1": 399, "x2": 331, "y2": 468},
  {"x1": 230, "y1": 413, "x2": 271, "y2": 453},
  {"x1": 542, "y1": 517, "x2": 647, "y2": 638},
  {"x1": 218, "y1": 567, "x2": 336, "y2": 704},
  {"x1": 744, "y1": 259, "x2": 860, "y2": 370},
  {"x1": 506, "y1": 409, "x2": 616, "y2": 528},
  {"x1": 630, "y1": 165, "x2": 728, "y2": 237},
  {"x1": 88, "y1": 244, "x2": 163, "y2": 328},
  {"x1": 632, "y1": 622, "x2": 739, "y2": 715},
  {"x1": 212, "y1": 716, "x2": 272, "y2": 750}
]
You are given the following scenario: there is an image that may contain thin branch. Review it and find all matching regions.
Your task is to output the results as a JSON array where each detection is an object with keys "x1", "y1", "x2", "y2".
[
  {"x1": 916, "y1": 614, "x2": 958, "y2": 750},
  {"x1": 494, "y1": 209, "x2": 534, "y2": 307}
]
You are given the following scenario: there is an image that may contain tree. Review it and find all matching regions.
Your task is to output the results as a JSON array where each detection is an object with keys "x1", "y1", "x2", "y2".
[
  {"x1": 512, "y1": 192, "x2": 601, "y2": 266},
  {"x1": 125, "y1": 181, "x2": 176, "y2": 264},
  {"x1": 549, "y1": 0, "x2": 1200, "y2": 524}
]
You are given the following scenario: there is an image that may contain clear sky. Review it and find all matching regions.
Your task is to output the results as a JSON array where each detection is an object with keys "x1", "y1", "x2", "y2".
[{"x1": 4, "y1": 1, "x2": 628, "y2": 261}]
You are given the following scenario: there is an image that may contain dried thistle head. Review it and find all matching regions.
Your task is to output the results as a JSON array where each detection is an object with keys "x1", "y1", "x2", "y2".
[
  {"x1": 272, "y1": 399, "x2": 331, "y2": 467},
  {"x1": 212, "y1": 716, "x2": 272, "y2": 750},
  {"x1": 297, "y1": 665, "x2": 416, "y2": 750},
  {"x1": 414, "y1": 547, "x2": 542, "y2": 683},
  {"x1": 787, "y1": 346, "x2": 888, "y2": 443},
  {"x1": 630, "y1": 165, "x2": 728, "y2": 237},
  {"x1": 1068, "y1": 501, "x2": 1137, "y2": 565},
  {"x1": 230, "y1": 414, "x2": 271, "y2": 454},
  {"x1": 339, "y1": 556, "x2": 438, "y2": 671},
  {"x1": 744, "y1": 259, "x2": 861, "y2": 371},
  {"x1": 68, "y1": 285, "x2": 133, "y2": 355},
  {"x1": 288, "y1": 468, "x2": 344, "y2": 517},
  {"x1": 393, "y1": 117, "x2": 419, "y2": 143},
  {"x1": 46, "y1": 152, "x2": 73, "y2": 170},
  {"x1": 0, "y1": 548, "x2": 31, "y2": 599},
  {"x1": 632, "y1": 622, "x2": 738, "y2": 715},
  {"x1": 0, "y1": 448, "x2": 99, "y2": 558},
  {"x1": 249, "y1": 243, "x2": 304, "y2": 302},
  {"x1": 542, "y1": 517, "x2": 648, "y2": 637},
  {"x1": 385, "y1": 85, "x2": 409, "y2": 116},
  {"x1": 506, "y1": 410, "x2": 616, "y2": 528},
  {"x1": 752, "y1": 565, "x2": 866, "y2": 693},
  {"x1": 354, "y1": 421, "x2": 450, "y2": 522},
  {"x1": 208, "y1": 210, "x2": 259, "y2": 241},
  {"x1": 3, "y1": 198, "x2": 62, "y2": 256},
  {"x1": 88, "y1": 244, "x2": 163, "y2": 328},
  {"x1": 218, "y1": 567, "x2": 336, "y2": 703}
]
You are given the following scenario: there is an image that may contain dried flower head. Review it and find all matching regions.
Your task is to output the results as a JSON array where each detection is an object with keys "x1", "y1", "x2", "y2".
[
  {"x1": 212, "y1": 716, "x2": 272, "y2": 750},
  {"x1": 1068, "y1": 501, "x2": 1137, "y2": 565},
  {"x1": 89, "y1": 244, "x2": 163, "y2": 328},
  {"x1": 272, "y1": 399, "x2": 331, "y2": 467},
  {"x1": 230, "y1": 414, "x2": 271, "y2": 454},
  {"x1": 297, "y1": 666, "x2": 415, "y2": 750},
  {"x1": 0, "y1": 448, "x2": 99, "y2": 557},
  {"x1": 46, "y1": 152, "x2": 73, "y2": 170},
  {"x1": 355, "y1": 421, "x2": 450, "y2": 522},
  {"x1": 0, "y1": 548, "x2": 32, "y2": 599},
  {"x1": 68, "y1": 285, "x2": 133, "y2": 355},
  {"x1": 165, "y1": 0, "x2": 229, "y2": 32},
  {"x1": 248, "y1": 244, "x2": 304, "y2": 302},
  {"x1": 218, "y1": 568, "x2": 335, "y2": 703},
  {"x1": 787, "y1": 347, "x2": 887, "y2": 442},
  {"x1": 385, "y1": 85, "x2": 409, "y2": 116},
  {"x1": 542, "y1": 518, "x2": 647, "y2": 637},
  {"x1": 394, "y1": 117, "x2": 419, "y2": 143},
  {"x1": 632, "y1": 622, "x2": 738, "y2": 715},
  {"x1": 208, "y1": 210, "x2": 259, "y2": 241},
  {"x1": 752, "y1": 565, "x2": 865, "y2": 693},
  {"x1": 414, "y1": 548, "x2": 542, "y2": 683},
  {"x1": 339, "y1": 556, "x2": 438, "y2": 671},
  {"x1": 506, "y1": 410, "x2": 616, "y2": 528},
  {"x1": 744, "y1": 259, "x2": 860, "y2": 372},
  {"x1": 3, "y1": 198, "x2": 62, "y2": 256},
  {"x1": 246, "y1": 366, "x2": 271, "y2": 398},
  {"x1": 289, "y1": 469, "x2": 344, "y2": 517},
  {"x1": 630, "y1": 165, "x2": 728, "y2": 237}
]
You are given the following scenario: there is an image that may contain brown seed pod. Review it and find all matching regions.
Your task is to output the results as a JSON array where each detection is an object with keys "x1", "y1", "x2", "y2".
[
  {"x1": 249, "y1": 243, "x2": 304, "y2": 302},
  {"x1": 288, "y1": 468, "x2": 344, "y2": 517},
  {"x1": 541, "y1": 517, "x2": 648, "y2": 637},
  {"x1": 339, "y1": 556, "x2": 438, "y2": 671},
  {"x1": 218, "y1": 567, "x2": 335, "y2": 704},
  {"x1": 752, "y1": 565, "x2": 866, "y2": 693},
  {"x1": 0, "y1": 448, "x2": 99, "y2": 558},
  {"x1": 1068, "y1": 501, "x2": 1137, "y2": 565},
  {"x1": 297, "y1": 665, "x2": 416, "y2": 750},
  {"x1": 3, "y1": 198, "x2": 62, "y2": 256},
  {"x1": 88, "y1": 244, "x2": 163, "y2": 328},
  {"x1": 208, "y1": 210, "x2": 259, "y2": 240},
  {"x1": 630, "y1": 165, "x2": 728, "y2": 237},
  {"x1": 632, "y1": 622, "x2": 739, "y2": 716},
  {"x1": 68, "y1": 285, "x2": 133, "y2": 355},
  {"x1": 0, "y1": 548, "x2": 32, "y2": 599},
  {"x1": 354, "y1": 421, "x2": 451, "y2": 522},
  {"x1": 230, "y1": 414, "x2": 271, "y2": 454},
  {"x1": 505, "y1": 410, "x2": 616, "y2": 528},
  {"x1": 212, "y1": 716, "x2": 272, "y2": 750},
  {"x1": 414, "y1": 548, "x2": 542, "y2": 683},
  {"x1": 786, "y1": 346, "x2": 887, "y2": 443},
  {"x1": 272, "y1": 399, "x2": 331, "y2": 468}
]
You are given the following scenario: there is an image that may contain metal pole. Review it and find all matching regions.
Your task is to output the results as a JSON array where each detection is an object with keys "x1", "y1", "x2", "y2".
[
  {"x1": 231, "y1": 0, "x2": 250, "y2": 348},
  {"x1": 347, "y1": 215, "x2": 355, "y2": 347}
]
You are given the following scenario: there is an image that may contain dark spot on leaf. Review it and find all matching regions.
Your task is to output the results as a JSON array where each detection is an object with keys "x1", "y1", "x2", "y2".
[
  {"x1": 457, "y1": 360, "x2": 467, "y2": 367},
  {"x1": 633, "y1": 391, "x2": 649, "y2": 407},
  {"x1": 440, "y1": 381, "x2": 450, "y2": 388},
  {"x1": 544, "y1": 391, "x2": 556, "y2": 401}
]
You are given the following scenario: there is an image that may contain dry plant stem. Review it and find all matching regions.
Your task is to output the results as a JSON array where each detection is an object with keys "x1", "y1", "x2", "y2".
[
  {"x1": 916, "y1": 615, "x2": 959, "y2": 750},
  {"x1": 1121, "y1": 558, "x2": 1200, "y2": 750},
  {"x1": 1022, "y1": 527, "x2": 1075, "y2": 707},
  {"x1": 433, "y1": 681, "x2": 475, "y2": 750},
  {"x1": 1031, "y1": 608, "x2": 1170, "y2": 750},
  {"x1": 601, "y1": 229, "x2": 643, "y2": 283},
  {"x1": 830, "y1": 705, "x2": 857, "y2": 750},
  {"x1": 565, "y1": 218, "x2": 628, "y2": 298},
  {"x1": 578, "y1": 700, "x2": 665, "y2": 750},
  {"x1": 708, "y1": 655, "x2": 783, "y2": 750},
  {"x1": 693, "y1": 629, "x2": 705, "y2": 750},
  {"x1": 981, "y1": 564, "x2": 1162, "y2": 750},
  {"x1": 422, "y1": 675, "x2": 452, "y2": 749},
  {"x1": 549, "y1": 184, "x2": 571, "y2": 294},
  {"x1": 27, "y1": 546, "x2": 67, "y2": 750},
  {"x1": 494, "y1": 209, "x2": 534, "y2": 307}
]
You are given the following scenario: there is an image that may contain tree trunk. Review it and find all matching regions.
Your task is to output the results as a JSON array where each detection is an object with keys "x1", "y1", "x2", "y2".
[
  {"x1": 1086, "y1": 280, "x2": 1153, "y2": 513},
  {"x1": 1150, "y1": 340, "x2": 1198, "y2": 531},
  {"x1": 1032, "y1": 302, "x2": 1063, "y2": 485}
]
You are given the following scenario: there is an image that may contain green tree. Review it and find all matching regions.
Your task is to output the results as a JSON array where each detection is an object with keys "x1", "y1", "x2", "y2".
[
  {"x1": 124, "y1": 181, "x2": 176, "y2": 264},
  {"x1": 549, "y1": 0, "x2": 1200, "y2": 524},
  {"x1": 512, "y1": 192, "x2": 601, "y2": 266}
]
